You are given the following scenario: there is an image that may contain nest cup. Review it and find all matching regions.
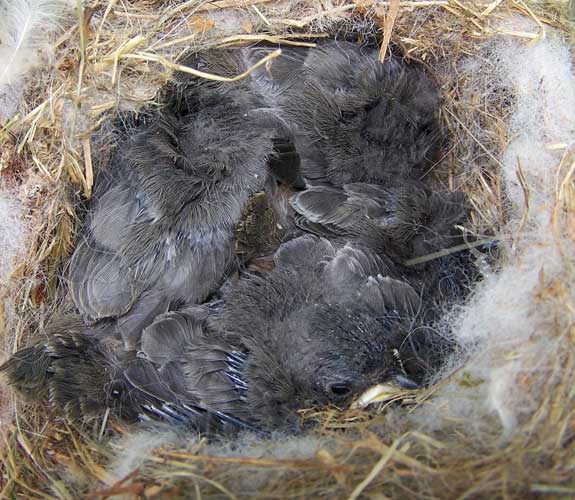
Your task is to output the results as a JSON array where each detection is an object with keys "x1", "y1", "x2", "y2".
[{"x1": 1, "y1": 0, "x2": 574, "y2": 498}]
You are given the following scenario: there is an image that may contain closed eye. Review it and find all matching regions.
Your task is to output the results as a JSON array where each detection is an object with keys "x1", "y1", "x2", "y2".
[{"x1": 328, "y1": 383, "x2": 352, "y2": 397}]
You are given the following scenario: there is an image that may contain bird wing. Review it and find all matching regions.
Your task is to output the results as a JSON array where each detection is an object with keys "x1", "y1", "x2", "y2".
[
  {"x1": 124, "y1": 359, "x2": 245, "y2": 433},
  {"x1": 117, "y1": 230, "x2": 234, "y2": 349},
  {"x1": 290, "y1": 183, "x2": 427, "y2": 248},
  {"x1": 88, "y1": 184, "x2": 139, "y2": 252},
  {"x1": 273, "y1": 233, "x2": 336, "y2": 270},
  {"x1": 360, "y1": 274, "x2": 422, "y2": 318},
  {"x1": 290, "y1": 186, "x2": 356, "y2": 228},
  {"x1": 323, "y1": 243, "x2": 394, "y2": 289},
  {"x1": 70, "y1": 165, "x2": 147, "y2": 321},
  {"x1": 116, "y1": 287, "x2": 171, "y2": 350},
  {"x1": 140, "y1": 310, "x2": 204, "y2": 365},
  {"x1": 2, "y1": 310, "x2": 255, "y2": 434},
  {"x1": 139, "y1": 311, "x2": 249, "y2": 420},
  {"x1": 69, "y1": 120, "x2": 184, "y2": 322},
  {"x1": 68, "y1": 237, "x2": 143, "y2": 321},
  {"x1": 322, "y1": 243, "x2": 421, "y2": 316}
]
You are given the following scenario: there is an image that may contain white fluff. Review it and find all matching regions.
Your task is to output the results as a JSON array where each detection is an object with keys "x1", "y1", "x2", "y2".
[
  {"x1": 0, "y1": 188, "x2": 29, "y2": 288},
  {"x1": 107, "y1": 429, "x2": 179, "y2": 483},
  {"x1": 0, "y1": 0, "x2": 74, "y2": 119},
  {"x1": 411, "y1": 19, "x2": 575, "y2": 437},
  {"x1": 0, "y1": 187, "x2": 31, "y2": 368},
  {"x1": 203, "y1": 432, "x2": 326, "y2": 492},
  {"x1": 205, "y1": 431, "x2": 323, "y2": 460},
  {"x1": 105, "y1": 429, "x2": 323, "y2": 494}
]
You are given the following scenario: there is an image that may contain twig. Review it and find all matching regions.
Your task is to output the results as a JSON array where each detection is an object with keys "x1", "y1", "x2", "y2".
[
  {"x1": 164, "y1": 0, "x2": 270, "y2": 19},
  {"x1": 121, "y1": 49, "x2": 282, "y2": 82},
  {"x1": 348, "y1": 437, "x2": 404, "y2": 500},
  {"x1": 514, "y1": 158, "x2": 531, "y2": 245},
  {"x1": 81, "y1": 138, "x2": 94, "y2": 198},
  {"x1": 282, "y1": 4, "x2": 356, "y2": 28},
  {"x1": 379, "y1": 0, "x2": 402, "y2": 62},
  {"x1": 252, "y1": 4, "x2": 271, "y2": 26},
  {"x1": 403, "y1": 237, "x2": 500, "y2": 266}
]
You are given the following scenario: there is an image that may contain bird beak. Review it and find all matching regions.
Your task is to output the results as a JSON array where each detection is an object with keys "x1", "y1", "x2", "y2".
[{"x1": 350, "y1": 376, "x2": 420, "y2": 409}]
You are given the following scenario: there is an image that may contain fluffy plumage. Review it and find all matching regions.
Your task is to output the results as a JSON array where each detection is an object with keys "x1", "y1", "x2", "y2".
[
  {"x1": 2, "y1": 236, "x2": 450, "y2": 433},
  {"x1": 2, "y1": 40, "x2": 471, "y2": 436},
  {"x1": 185, "y1": 41, "x2": 440, "y2": 186},
  {"x1": 68, "y1": 81, "x2": 302, "y2": 349},
  {"x1": 183, "y1": 41, "x2": 471, "y2": 300},
  {"x1": 291, "y1": 182, "x2": 468, "y2": 259},
  {"x1": 282, "y1": 44, "x2": 439, "y2": 186},
  {"x1": 289, "y1": 180, "x2": 476, "y2": 303}
]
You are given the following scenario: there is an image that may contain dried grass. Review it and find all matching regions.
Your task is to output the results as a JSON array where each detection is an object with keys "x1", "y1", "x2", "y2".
[{"x1": 1, "y1": 0, "x2": 574, "y2": 498}]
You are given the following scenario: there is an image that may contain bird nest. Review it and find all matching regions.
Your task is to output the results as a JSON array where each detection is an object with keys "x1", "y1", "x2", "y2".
[{"x1": 1, "y1": 0, "x2": 574, "y2": 498}]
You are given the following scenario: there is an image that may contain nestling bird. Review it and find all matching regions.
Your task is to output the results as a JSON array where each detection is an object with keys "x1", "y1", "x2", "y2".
[
  {"x1": 289, "y1": 180, "x2": 476, "y2": 304},
  {"x1": 1, "y1": 235, "x2": 450, "y2": 433},
  {"x1": 69, "y1": 79, "x2": 305, "y2": 350}
]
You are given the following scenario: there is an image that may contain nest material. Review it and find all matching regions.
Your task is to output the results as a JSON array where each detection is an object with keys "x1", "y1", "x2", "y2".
[{"x1": 0, "y1": 0, "x2": 574, "y2": 498}]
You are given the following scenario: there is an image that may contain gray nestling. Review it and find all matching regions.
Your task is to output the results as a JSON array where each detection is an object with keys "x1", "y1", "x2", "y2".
[
  {"x1": 289, "y1": 180, "x2": 476, "y2": 304},
  {"x1": 69, "y1": 80, "x2": 304, "y2": 351},
  {"x1": 1, "y1": 235, "x2": 449, "y2": 433}
]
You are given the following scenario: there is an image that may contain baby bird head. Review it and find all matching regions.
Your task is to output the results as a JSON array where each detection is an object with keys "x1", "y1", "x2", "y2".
[
  {"x1": 218, "y1": 236, "x2": 440, "y2": 430},
  {"x1": 240, "y1": 303, "x2": 420, "y2": 429}
]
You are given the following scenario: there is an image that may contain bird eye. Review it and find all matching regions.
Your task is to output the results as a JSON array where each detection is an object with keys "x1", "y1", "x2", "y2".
[{"x1": 328, "y1": 383, "x2": 352, "y2": 397}]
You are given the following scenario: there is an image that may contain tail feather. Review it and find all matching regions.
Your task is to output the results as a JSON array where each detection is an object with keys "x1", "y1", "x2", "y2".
[{"x1": 0, "y1": 345, "x2": 51, "y2": 400}]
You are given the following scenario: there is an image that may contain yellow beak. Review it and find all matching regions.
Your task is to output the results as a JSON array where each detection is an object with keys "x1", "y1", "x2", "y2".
[{"x1": 351, "y1": 378, "x2": 419, "y2": 409}]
